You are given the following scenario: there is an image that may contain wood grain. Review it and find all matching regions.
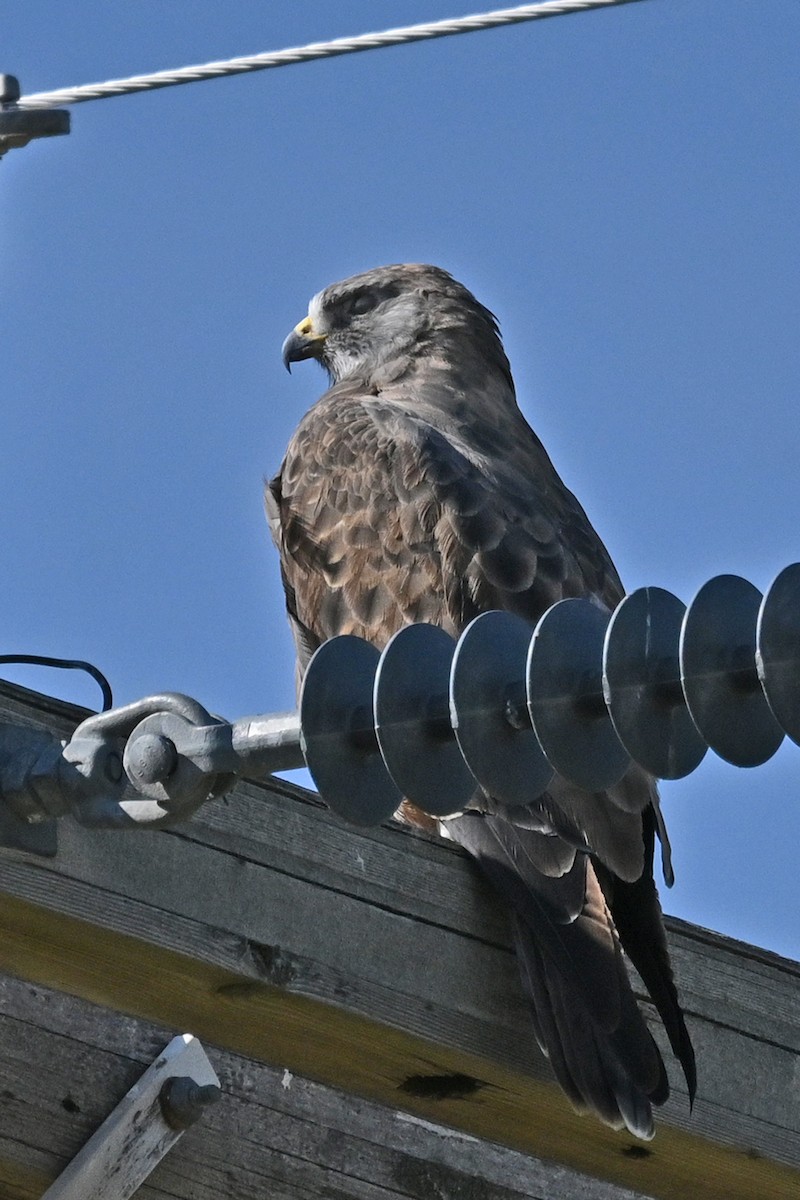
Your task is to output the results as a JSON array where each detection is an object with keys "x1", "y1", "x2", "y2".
[
  {"x1": 0, "y1": 974, "x2": 651, "y2": 1200},
  {"x1": 0, "y1": 681, "x2": 798, "y2": 1199}
]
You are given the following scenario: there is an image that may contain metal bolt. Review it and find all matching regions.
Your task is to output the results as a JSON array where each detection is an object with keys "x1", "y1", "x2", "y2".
[
  {"x1": 126, "y1": 733, "x2": 178, "y2": 786},
  {"x1": 159, "y1": 1076, "x2": 221, "y2": 1130}
]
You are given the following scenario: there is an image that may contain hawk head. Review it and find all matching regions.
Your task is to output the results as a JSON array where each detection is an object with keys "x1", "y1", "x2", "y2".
[{"x1": 281, "y1": 263, "x2": 510, "y2": 388}]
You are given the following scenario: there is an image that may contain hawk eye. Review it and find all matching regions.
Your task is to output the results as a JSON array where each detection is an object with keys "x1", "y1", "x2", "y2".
[{"x1": 349, "y1": 292, "x2": 373, "y2": 316}]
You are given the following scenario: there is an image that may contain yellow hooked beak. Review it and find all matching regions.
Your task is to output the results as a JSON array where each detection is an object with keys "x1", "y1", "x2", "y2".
[{"x1": 281, "y1": 315, "x2": 328, "y2": 372}]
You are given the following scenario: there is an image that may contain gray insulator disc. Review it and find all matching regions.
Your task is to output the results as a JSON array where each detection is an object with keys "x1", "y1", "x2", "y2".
[
  {"x1": 374, "y1": 624, "x2": 475, "y2": 816},
  {"x1": 300, "y1": 635, "x2": 402, "y2": 826},
  {"x1": 604, "y1": 587, "x2": 707, "y2": 779},
  {"x1": 527, "y1": 598, "x2": 629, "y2": 792},
  {"x1": 757, "y1": 563, "x2": 800, "y2": 746},
  {"x1": 450, "y1": 610, "x2": 553, "y2": 806},
  {"x1": 682, "y1": 575, "x2": 783, "y2": 766}
]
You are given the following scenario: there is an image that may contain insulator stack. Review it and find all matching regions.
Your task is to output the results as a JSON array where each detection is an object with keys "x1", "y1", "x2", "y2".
[{"x1": 299, "y1": 565, "x2": 800, "y2": 826}]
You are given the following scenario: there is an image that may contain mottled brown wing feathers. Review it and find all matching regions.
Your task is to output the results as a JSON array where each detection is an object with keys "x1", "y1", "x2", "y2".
[{"x1": 268, "y1": 384, "x2": 622, "y2": 656}]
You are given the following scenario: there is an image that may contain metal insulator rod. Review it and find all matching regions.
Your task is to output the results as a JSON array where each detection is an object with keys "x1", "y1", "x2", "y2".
[{"x1": 3, "y1": 564, "x2": 800, "y2": 851}]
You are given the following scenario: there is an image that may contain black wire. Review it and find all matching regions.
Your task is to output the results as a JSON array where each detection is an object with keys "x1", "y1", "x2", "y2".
[{"x1": 0, "y1": 655, "x2": 113, "y2": 712}]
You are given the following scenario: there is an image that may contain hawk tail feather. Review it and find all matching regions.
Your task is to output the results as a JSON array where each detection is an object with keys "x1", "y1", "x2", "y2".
[
  {"x1": 447, "y1": 811, "x2": 673, "y2": 1139},
  {"x1": 511, "y1": 911, "x2": 665, "y2": 1139},
  {"x1": 598, "y1": 808, "x2": 697, "y2": 1105}
]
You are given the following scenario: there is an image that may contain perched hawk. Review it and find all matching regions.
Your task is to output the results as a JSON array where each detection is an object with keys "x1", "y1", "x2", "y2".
[{"x1": 267, "y1": 264, "x2": 695, "y2": 1139}]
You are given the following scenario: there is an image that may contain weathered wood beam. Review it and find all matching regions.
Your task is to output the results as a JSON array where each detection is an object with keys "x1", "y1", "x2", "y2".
[
  {"x1": 0, "y1": 682, "x2": 798, "y2": 1200},
  {"x1": 0, "y1": 972, "x2": 651, "y2": 1200}
]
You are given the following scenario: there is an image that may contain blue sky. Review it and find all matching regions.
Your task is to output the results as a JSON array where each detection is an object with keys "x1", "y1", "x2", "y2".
[{"x1": 4, "y1": 2, "x2": 799, "y2": 959}]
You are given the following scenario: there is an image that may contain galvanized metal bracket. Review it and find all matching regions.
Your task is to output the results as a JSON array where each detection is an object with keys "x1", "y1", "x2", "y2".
[
  {"x1": 40, "y1": 1033, "x2": 220, "y2": 1200},
  {"x1": 0, "y1": 695, "x2": 254, "y2": 854},
  {"x1": 0, "y1": 76, "x2": 70, "y2": 159}
]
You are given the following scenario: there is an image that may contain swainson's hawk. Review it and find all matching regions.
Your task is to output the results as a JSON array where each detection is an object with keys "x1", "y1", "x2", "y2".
[{"x1": 267, "y1": 264, "x2": 695, "y2": 1138}]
